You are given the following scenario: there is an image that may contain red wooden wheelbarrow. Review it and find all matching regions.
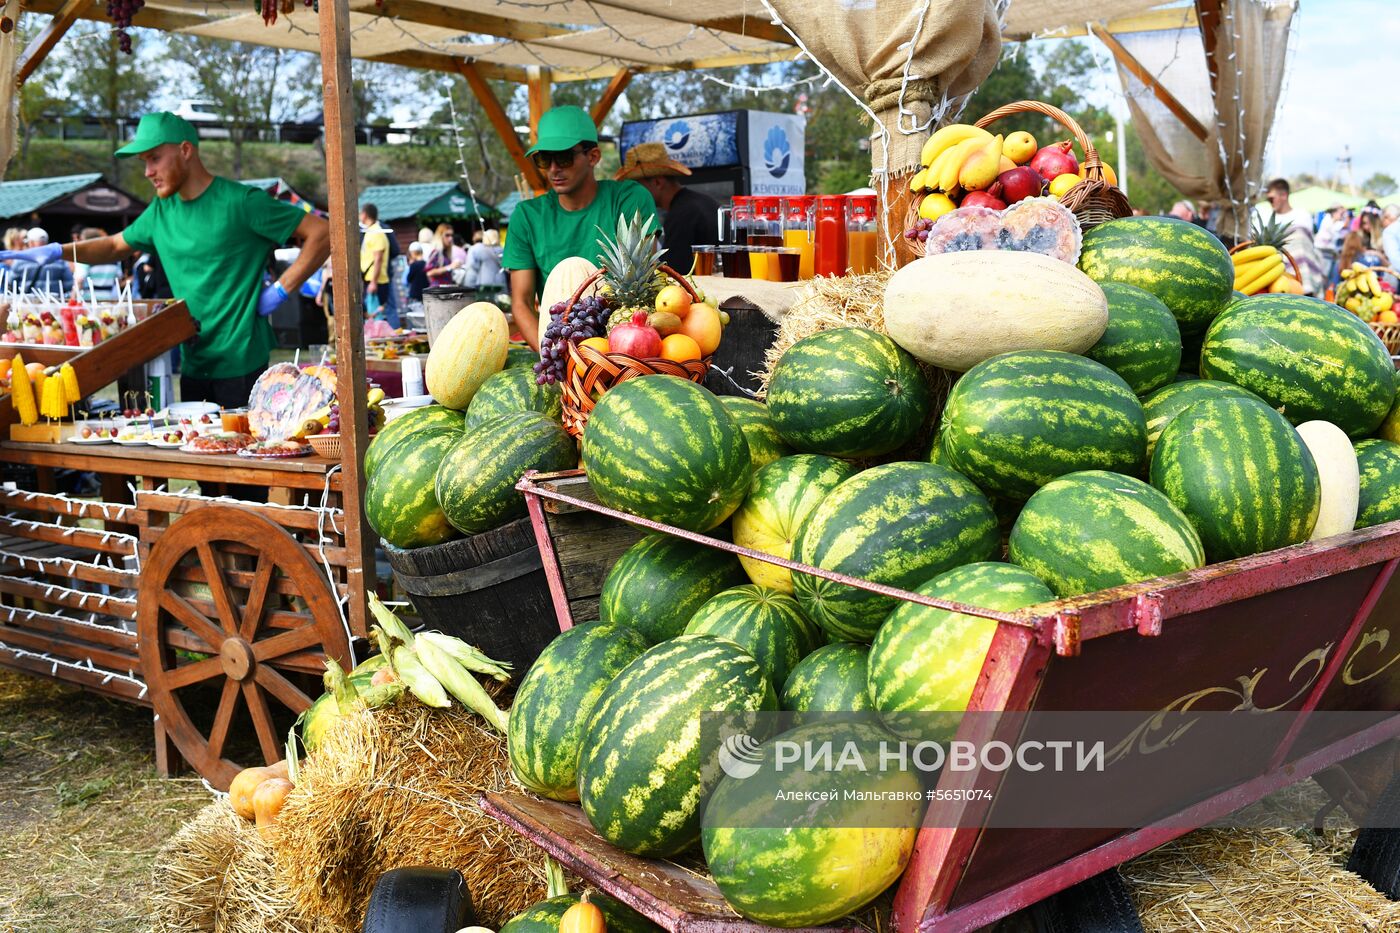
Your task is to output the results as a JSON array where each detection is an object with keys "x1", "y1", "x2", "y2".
[{"x1": 480, "y1": 470, "x2": 1400, "y2": 932}]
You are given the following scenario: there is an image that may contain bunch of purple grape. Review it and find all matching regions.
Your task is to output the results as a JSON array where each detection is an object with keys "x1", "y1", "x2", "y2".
[
  {"x1": 905, "y1": 217, "x2": 935, "y2": 243},
  {"x1": 326, "y1": 402, "x2": 340, "y2": 434},
  {"x1": 534, "y1": 295, "x2": 611, "y2": 386},
  {"x1": 105, "y1": 0, "x2": 145, "y2": 53}
]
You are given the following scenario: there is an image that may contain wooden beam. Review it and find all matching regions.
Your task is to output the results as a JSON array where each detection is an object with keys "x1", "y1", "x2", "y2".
[
  {"x1": 1195, "y1": 0, "x2": 1224, "y2": 102},
  {"x1": 526, "y1": 66, "x2": 551, "y2": 145},
  {"x1": 318, "y1": 0, "x2": 373, "y2": 640},
  {"x1": 1004, "y1": 6, "x2": 1198, "y2": 42},
  {"x1": 369, "y1": 49, "x2": 527, "y2": 84},
  {"x1": 697, "y1": 15, "x2": 794, "y2": 45},
  {"x1": 351, "y1": 0, "x2": 569, "y2": 42},
  {"x1": 24, "y1": 0, "x2": 222, "y2": 33},
  {"x1": 591, "y1": 68, "x2": 633, "y2": 128},
  {"x1": 17, "y1": 0, "x2": 93, "y2": 85},
  {"x1": 457, "y1": 58, "x2": 545, "y2": 190},
  {"x1": 1092, "y1": 24, "x2": 1210, "y2": 143}
]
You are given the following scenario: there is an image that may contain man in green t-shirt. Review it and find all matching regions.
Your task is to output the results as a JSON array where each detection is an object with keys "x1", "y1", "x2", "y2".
[
  {"x1": 502, "y1": 106, "x2": 656, "y2": 350},
  {"x1": 0, "y1": 112, "x2": 330, "y2": 407}
]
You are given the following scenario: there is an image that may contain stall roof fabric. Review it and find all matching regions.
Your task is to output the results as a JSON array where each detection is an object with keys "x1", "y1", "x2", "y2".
[
  {"x1": 361, "y1": 182, "x2": 499, "y2": 222},
  {"x1": 0, "y1": 173, "x2": 107, "y2": 219},
  {"x1": 27, "y1": 0, "x2": 1199, "y2": 83}
]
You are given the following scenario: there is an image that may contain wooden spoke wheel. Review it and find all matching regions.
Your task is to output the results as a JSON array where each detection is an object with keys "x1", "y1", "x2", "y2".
[{"x1": 138, "y1": 506, "x2": 350, "y2": 790}]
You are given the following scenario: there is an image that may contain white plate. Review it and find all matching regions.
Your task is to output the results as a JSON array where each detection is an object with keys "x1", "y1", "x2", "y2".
[
  {"x1": 68, "y1": 435, "x2": 114, "y2": 445},
  {"x1": 163, "y1": 401, "x2": 221, "y2": 420},
  {"x1": 113, "y1": 437, "x2": 152, "y2": 446},
  {"x1": 147, "y1": 438, "x2": 185, "y2": 449}
]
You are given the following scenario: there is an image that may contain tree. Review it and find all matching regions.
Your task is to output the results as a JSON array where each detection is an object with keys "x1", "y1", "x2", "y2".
[
  {"x1": 62, "y1": 23, "x2": 158, "y2": 174},
  {"x1": 168, "y1": 36, "x2": 290, "y2": 178},
  {"x1": 1365, "y1": 173, "x2": 1398, "y2": 198}
]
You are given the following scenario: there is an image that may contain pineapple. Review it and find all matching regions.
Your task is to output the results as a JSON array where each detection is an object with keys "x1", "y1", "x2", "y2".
[
  {"x1": 1251, "y1": 211, "x2": 1292, "y2": 254},
  {"x1": 597, "y1": 212, "x2": 666, "y2": 330}
]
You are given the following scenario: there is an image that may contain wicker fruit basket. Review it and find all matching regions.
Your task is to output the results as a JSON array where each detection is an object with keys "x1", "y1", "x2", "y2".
[{"x1": 559, "y1": 265, "x2": 710, "y2": 437}]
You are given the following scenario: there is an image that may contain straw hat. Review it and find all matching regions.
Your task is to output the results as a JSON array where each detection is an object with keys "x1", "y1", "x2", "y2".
[{"x1": 615, "y1": 142, "x2": 692, "y2": 180}]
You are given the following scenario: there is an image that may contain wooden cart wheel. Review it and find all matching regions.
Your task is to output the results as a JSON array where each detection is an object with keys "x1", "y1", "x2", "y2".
[{"x1": 138, "y1": 505, "x2": 350, "y2": 790}]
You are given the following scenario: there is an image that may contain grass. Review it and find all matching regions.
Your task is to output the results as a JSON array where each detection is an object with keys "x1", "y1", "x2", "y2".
[{"x1": 0, "y1": 668, "x2": 207, "y2": 932}]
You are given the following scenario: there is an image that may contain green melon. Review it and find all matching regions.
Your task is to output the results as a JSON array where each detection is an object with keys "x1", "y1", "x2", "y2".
[
  {"x1": 364, "y1": 430, "x2": 460, "y2": 548},
  {"x1": 868, "y1": 562, "x2": 1052, "y2": 737},
  {"x1": 463, "y1": 366, "x2": 563, "y2": 428},
  {"x1": 766, "y1": 327, "x2": 931, "y2": 458},
  {"x1": 940, "y1": 350, "x2": 1147, "y2": 500},
  {"x1": 792, "y1": 462, "x2": 999, "y2": 643},
  {"x1": 1086, "y1": 282, "x2": 1182, "y2": 395},
  {"x1": 1078, "y1": 216, "x2": 1235, "y2": 335},
  {"x1": 1352, "y1": 439, "x2": 1400, "y2": 529},
  {"x1": 435, "y1": 412, "x2": 577, "y2": 535},
  {"x1": 701, "y1": 720, "x2": 920, "y2": 927},
  {"x1": 499, "y1": 894, "x2": 660, "y2": 933},
  {"x1": 505, "y1": 344, "x2": 539, "y2": 370},
  {"x1": 1140, "y1": 379, "x2": 1264, "y2": 457},
  {"x1": 684, "y1": 585, "x2": 824, "y2": 689},
  {"x1": 731, "y1": 454, "x2": 856, "y2": 594},
  {"x1": 582, "y1": 375, "x2": 753, "y2": 532},
  {"x1": 719, "y1": 396, "x2": 794, "y2": 472},
  {"x1": 1009, "y1": 470, "x2": 1205, "y2": 597},
  {"x1": 1150, "y1": 397, "x2": 1320, "y2": 561},
  {"x1": 507, "y1": 621, "x2": 650, "y2": 800},
  {"x1": 364, "y1": 405, "x2": 462, "y2": 480},
  {"x1": 599, "y1": 533, "x2": 748, "y2": 644},
  {"x1": 577, "y1": 636, "x2": 778, "y2": 856},
  {"x1": 780, "y1": 642, "x2": 873, "y2": 712},
  {"x1": 1198, "y1": 295, "x2": 1396, "y2": 438}
]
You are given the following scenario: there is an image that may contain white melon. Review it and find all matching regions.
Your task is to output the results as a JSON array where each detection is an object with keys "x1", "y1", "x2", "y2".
[{"x1": 1295, "y1": 420, "x2": 1359, "y2": 540}]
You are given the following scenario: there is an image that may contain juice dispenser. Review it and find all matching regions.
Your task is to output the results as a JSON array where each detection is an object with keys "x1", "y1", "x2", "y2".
[
  {"x1": 782, "y1": 195, "x2": 815, "y2": 280},
  {"x1": 846, "y1": 195, "x2": 879, "y2": 274},
  {"x1": 813, "y1": 195, "x2": 848, "y2": 278}
]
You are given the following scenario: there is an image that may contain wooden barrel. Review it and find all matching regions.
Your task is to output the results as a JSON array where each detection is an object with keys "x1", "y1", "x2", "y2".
[
  {"x1": 381, "y1": 517, "x2": 557, "y2": 673},
  {"x1": 705, "y1": 300, "x2": 778, "y2": 397}
]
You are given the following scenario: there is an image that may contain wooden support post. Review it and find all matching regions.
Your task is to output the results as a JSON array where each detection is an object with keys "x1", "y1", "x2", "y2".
[
  {"x1": 318, "y1": 0, "x2": 374, "y2": 640},
  {"x1": 456, "y1": 59, "x2": 546, "y2": 190},
  {"x1": 527, "y1": 66, "x2": 552, "y2": 144},
  {"x1": 591, "y1": 68, "x2": 633, "y2": 128},
  {"x1": 17, "y1": 0, "x2": 92, "y2": 85},
  {"x1": 1091, "y1": 24, "x2": 1210, "y2": 143}
]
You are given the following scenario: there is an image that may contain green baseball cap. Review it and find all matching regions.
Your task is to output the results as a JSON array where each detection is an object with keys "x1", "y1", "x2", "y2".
[
  {"x1": 525, "y1": 106, "x2": 598, "y2": 156},
  {"x1": 115, "y1": 112, "x2": 200, "y2": 158}
]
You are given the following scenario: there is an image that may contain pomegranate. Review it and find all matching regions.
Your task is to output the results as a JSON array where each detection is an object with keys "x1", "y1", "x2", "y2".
[
  {"x1": 1029, "y1": 141, "x2": 1079, "y2": 181},
  {"x1": 608, "y1": 312, "x2": 663, "y2": 358},
  {"x1": 997, "y1": 166, "x2": 1045, "y2": 204},
  {"x1": 960, "y1": 190, "x2": 1007, "y2": 210}
]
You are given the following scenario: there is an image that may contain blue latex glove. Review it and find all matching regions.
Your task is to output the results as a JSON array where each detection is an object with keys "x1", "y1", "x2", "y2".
[
  {"x1": 257, "y1": 281, "x2": 289, "y2": 316},
  {"x1": 0, "y1": 243, "x2": 62, "y2": 265}
]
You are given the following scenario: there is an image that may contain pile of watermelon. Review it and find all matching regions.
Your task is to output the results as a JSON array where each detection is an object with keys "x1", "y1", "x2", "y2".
[{"x1": 363, "y1": 355, "x2": 580, "y2": 550}]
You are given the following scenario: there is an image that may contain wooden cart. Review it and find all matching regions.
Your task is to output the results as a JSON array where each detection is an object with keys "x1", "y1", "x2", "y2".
[{"x1": 479, "y1": 470, "x2": 1400, "y2": 933}]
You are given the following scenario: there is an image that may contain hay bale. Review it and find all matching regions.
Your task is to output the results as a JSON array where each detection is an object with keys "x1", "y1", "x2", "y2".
[
  {"x1": 150, "y1": 798, "x2": 338, "y2": 933},
  {"x1": 272, "y1": 699, "x2": 542, "y2": 931}
]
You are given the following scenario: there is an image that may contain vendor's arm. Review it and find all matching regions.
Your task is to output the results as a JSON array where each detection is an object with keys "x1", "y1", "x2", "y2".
[
  {"x1": 276, "y1": 213, "x2": 331, "y2": 294},
  {"x1": 0, "y1": 234, "x2": 135, "y2": 266},
  {"x1": 511, "y1": 269, "x2": 540, "y2": 350}
]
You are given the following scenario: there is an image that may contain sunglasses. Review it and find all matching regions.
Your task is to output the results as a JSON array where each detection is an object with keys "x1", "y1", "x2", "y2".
[{"x1": 532, "y1": 145, "x2": 591, "y2": 171}]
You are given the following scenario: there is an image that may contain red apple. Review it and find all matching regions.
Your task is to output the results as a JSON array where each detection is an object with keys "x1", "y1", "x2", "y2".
[
  {"x1": 998, "y1": 166, "x2": 1045, "y2": 204},
  {"x1": 961, "y1": 190, "x2": 1007, "y2": 210},
  {"x1": 1030, "y1": 141, "x2": 1079, "y2": 181}
]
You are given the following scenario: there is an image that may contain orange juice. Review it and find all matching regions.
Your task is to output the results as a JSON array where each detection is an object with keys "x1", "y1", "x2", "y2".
[
  {"x1": 749, "y1": 250, "x2": 770, "y2": 280},
  {"x1": 847, "y1": 230, "x2": 878, "y2": 274},
  {"x1": 784, "y1": 228, "x2": 815, "y2": 279}
]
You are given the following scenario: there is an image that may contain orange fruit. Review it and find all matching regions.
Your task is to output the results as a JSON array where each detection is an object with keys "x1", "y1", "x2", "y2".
[
  {"x1": 1098, "y1": 162, "x2": 1118, "y2": 187},
  {"x1": 578, "y1": 336, "x2": 610, "y2": 355},
  {"x1": 660, "y1": 333, "x2": 702, "y2": 363},
  {"x1": 0, "y1": 358, "x2": 11, "y2": 380},
  {"x1": 679, "y1": 302, "x2": 722, "y2": 355}
]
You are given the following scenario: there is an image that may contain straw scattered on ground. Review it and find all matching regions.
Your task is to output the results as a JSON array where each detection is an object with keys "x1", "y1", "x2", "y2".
[{"x1": 273, "y1": 692, "x2": 542, "y2": 931}]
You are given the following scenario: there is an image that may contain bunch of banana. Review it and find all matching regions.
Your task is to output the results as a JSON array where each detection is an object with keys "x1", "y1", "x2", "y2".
[
  {"x1": 295, "y1": 386, "x2": 386, "y2": 439},
  {"x1": 1231, "y1": 245, "x2": 1287, "y2": 295},
  {"x1": 910, "y1": 124, "x2": 1011, "y2": 196},
  {"x1": 363, "y1": 593, "x2": 512, "y2": 733},
  {"x1": 1338, "y1": 263, "x2": 1395, "y2": 321}
]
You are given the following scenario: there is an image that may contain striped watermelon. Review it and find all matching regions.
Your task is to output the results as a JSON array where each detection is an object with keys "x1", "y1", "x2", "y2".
[
  {"x1": 766, "y1": 327, "x2": 931, "y2": 458},
  {"x1": 1150, "y1": 397, "x2": 1320, "y2": 561},
  {"x1": 363, "y1": 405, "x2": 461, "y2": 480},
  {"x1": 500, "y1": 894, "x2": 660, "y2": 933},
  {"x1": 1085, "y1": 282, "x2": 1182, "y2": 395},
  {"x1": 684, "y1": 585, "x2": 824, "y2": 689},
  {"x1": 505, "y1": 344, "x2": 539, "y2": 370},
  {"x1": 364, "y1": 430, "x2": 461, "y2": 548},
  {"x1": 868, "y1": 562, "x2": 1052, "y2": 737},
  {"x1": 780, "y1": 642, "x2": 873, "y2": 712},
  {"x1": 1078, "y1": 216, "x2": 1234, "y2": 335},
  {"x1": 1352, "y1": 439, "x2": 1400, "y2": 529},
  {"x1": 582, "y1": 375, "x2": 753, "y2": 532},
  {"x1": 1009, "y1": 470, "x2": 1205, "y2": 597},
  {"x1": 1198, "y1": 295, "x2": 1396, "y2": 438},
  {"x1": 731, "y1": 455, "x2": 856, "y2": 593},
  {"x1": 507, "y1": 621, "x2": 650, "y2": 800},
  {"x1": 435, "y1": 412, "x2": 577, "y2": 535},
  {"x1": 463, "y1": 367, "x2": 563, "y2": 429},
  {"x1": 701, "y1": 720, "x2": 920, "y2": 927},
  {"x1": 719, "y1": 396, "x2": 794, "y2": 472},
  {"x1": 792, "y1": 462, "x2": 999, "y2": 643},
  {"x1": 599, "y1": 533, "x2": 747, "y2": 644},
  {"x1": 577, "y1": 636, "x2": 778, "y2": 856},
  {"x1": 941, "y1": 351, "x2": 1147, "y2": 500},
  {"x1": 1141, "y1": 379, "x2": 1263, "y2": 457}
]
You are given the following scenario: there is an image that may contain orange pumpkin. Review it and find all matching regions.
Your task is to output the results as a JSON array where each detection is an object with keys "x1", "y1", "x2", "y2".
[
  {"x1": 266, "y1": 759, "x2": 291, "y2": 780},
  {"x1": 229, "y1": 766, "x2": 274, "y2": 819},
  {"x1": 560, "y1": 892, "x2": 606, "y2": 933},
  {"x1": 253, "y1": 777, "x2": 295, "y2": 840}
]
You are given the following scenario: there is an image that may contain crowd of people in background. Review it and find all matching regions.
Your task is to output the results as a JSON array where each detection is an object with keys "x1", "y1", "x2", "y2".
[{"x1": 0, "y1": 223, "x2": 173, "y2": 302}]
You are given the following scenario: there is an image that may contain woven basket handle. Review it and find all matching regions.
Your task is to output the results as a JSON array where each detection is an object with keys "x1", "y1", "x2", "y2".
[{"x1": 974, "y1": 99, "x2": 1105, "y2": 176}]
